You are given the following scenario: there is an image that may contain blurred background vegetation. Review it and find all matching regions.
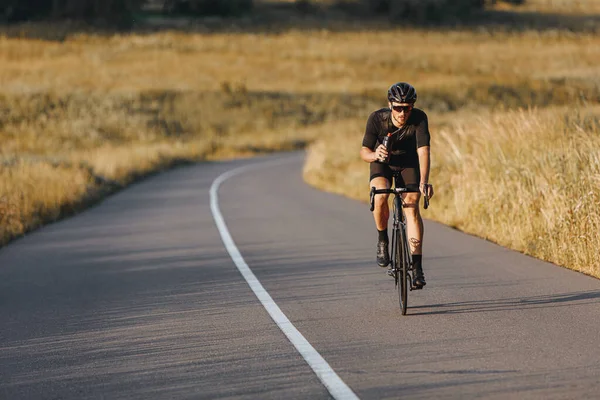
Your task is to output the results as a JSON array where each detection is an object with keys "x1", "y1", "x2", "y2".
[
  {"x1": 2, "y1": 0, "x2": 599, "y2": 35},
  {"x1": 0, "y1": 0, "x2": 523, "y2": 24}
]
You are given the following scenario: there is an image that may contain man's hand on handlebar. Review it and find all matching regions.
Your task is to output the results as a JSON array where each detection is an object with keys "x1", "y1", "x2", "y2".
[{"x1": 420, "y1": 183, "x2": 434, "y2": 199}]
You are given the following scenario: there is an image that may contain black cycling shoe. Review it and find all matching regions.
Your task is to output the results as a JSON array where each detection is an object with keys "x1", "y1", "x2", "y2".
[
  {"x1": 376, "y1": 240, "x2": 390, "y2": 267},
  {"x1": 412, "y1": 265, "x2": 426, "y2": 288}
]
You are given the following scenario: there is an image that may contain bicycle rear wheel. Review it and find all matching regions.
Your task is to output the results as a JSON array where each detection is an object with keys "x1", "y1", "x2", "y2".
[{"x1": 397, "y1": 227, "x2": 408, "y2": 315}]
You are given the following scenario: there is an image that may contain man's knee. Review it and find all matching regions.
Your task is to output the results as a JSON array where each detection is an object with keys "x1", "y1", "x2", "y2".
[
  {"x1": 403, "y1": 202, "x2": 419, "y2": 210},
  {"x1": 402, "y1": 193, "x2": 420, "y2": 214},
  {"x1": 374, "y1": 194, "x2": 389, "y2": 209},
  {"x1": 370, "y1": 177, "x2": 391, "y2": 211}
]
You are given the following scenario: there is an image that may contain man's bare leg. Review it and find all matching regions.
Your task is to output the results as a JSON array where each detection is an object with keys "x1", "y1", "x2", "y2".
[
  {"x1": 370, "y1": 177, "x2": 391, "y2": 267},
  {"x1": 403, "y1": 192, "x2": 426, "y2": 287}
]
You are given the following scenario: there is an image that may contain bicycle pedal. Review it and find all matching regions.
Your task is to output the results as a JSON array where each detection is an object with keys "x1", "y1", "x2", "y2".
[{"x1": 387, "y1": 269, "x2": 395, "y2": 278}]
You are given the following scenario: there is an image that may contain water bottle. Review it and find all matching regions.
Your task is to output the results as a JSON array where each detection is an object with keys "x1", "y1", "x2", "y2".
[{"x1": 380, "y1": 132, "x2": 392, "y2": 163}]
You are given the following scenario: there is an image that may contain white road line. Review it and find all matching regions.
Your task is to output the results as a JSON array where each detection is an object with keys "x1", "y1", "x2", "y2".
[{"x1": 210, "y1": 159, "x2": 360, "y2": 400}]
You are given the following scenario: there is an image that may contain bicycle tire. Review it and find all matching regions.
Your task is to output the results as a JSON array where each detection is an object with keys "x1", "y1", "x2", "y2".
[
  {"x1": 392, "y1": 194, "x2": 408, "y2": 315},
  {"x1": 390, "y1": 226, "x2": 398, "y2": 286},
  {"x1": 397, "y1": 226, "x2": 408, "y2": 315}
]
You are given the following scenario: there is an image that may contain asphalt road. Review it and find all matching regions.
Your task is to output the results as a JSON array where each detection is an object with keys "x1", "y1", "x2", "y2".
[{"x1": 1, "y1": 152, "x2": 599, "y2": 400}]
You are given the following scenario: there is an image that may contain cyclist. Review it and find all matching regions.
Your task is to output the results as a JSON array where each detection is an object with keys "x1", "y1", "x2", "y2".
[{"x1": 359, "y1": 82, "x2": 434, "y2": 288}]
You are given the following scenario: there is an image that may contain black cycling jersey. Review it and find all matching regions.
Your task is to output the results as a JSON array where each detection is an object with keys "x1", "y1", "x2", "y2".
[{"x1": 361, "y1": 107, "x2": 430, "y2": 167}]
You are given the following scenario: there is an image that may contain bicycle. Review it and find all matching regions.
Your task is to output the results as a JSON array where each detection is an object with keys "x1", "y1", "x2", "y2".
[{"x1": 369, "y1": 179, "x2": 430, "y2": 315}]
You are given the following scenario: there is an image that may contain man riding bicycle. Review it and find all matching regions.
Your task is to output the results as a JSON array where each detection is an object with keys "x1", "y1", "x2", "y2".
[{"x1": 359, "y1": 82, "x2": 434, "y2": 288}]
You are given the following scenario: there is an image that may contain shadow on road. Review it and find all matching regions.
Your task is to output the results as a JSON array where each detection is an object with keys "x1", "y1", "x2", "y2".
[{"x1": 410, "y1": 290, "x2": 600, "y2": 316}]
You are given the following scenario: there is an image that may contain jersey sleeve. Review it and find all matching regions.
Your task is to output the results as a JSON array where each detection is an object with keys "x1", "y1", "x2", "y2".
[
  {"x1": 361, "y1": 112, "x2": 380, "y2": 150},
  {"x1": 416, "y1": 112, "x2": 431, "y2": 148}
]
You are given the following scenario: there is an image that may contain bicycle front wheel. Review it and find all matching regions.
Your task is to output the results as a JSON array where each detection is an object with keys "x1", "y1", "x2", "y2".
[{"x1": 397, "y1": 227, "x2": 408, "y2": 315}]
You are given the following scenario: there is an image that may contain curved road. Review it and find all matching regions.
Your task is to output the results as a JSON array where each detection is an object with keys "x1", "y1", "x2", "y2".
[{"x1": 1, "y1": 152, "x2": 599, "y2": 399}]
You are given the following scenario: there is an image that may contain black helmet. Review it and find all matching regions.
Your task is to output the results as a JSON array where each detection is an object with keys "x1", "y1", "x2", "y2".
[{"x1": 387, "y1": 82, "x2": 417, "y2": 104}]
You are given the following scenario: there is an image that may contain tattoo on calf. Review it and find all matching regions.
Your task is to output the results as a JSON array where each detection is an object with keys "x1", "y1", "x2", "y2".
[{"x1": 410, "y1": 238, "x2": 422, "y2": 248}]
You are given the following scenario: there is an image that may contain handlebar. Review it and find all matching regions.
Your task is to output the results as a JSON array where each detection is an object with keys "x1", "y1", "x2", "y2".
[{"x1": 369, "y1": 185, "x2": 430, "y2": 211}]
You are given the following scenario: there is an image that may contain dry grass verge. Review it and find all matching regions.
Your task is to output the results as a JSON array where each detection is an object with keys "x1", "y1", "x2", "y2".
[
  {"x1": 0, "y1": 90, "x2": 328, "y2": 246},
  {"x1": 2, "y1": 13, "x2": 600, "y2": 270},
  {"x1": 303, "y1": 106, "x2": 600, "y2": 278}
]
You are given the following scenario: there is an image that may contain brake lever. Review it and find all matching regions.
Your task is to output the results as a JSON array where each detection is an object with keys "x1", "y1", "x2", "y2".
[{"x1": 369, "y1": 187, "x2": 376, "y2": 212}]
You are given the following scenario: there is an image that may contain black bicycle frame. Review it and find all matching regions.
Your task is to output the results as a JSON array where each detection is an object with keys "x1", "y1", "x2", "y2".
[
  {"x1": 391, "y1": 194, "x2": 409, "y2": 281},
  {"x1": 369, "y1": 185, "x2": 427, "y2": 288}
]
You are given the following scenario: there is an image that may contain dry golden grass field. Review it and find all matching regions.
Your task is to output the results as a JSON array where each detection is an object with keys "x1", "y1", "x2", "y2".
[{"x1": 1, "y1": 0, "x2": 599, "y2": 277}]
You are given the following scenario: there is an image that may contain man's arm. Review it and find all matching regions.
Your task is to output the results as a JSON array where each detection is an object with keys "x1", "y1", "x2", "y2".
[
  {"x1": 417, "y1": 146, "x2": 430, "y2": 184},
  {"x1": 361, "y1": 111, "x2": 385, "y2": 163},
  {"x1": 360, "y1": 146, "x2": 379, "y2": 163},
  {"x1": 417, "y1": 146, "x2": 433, "y2": 197}
]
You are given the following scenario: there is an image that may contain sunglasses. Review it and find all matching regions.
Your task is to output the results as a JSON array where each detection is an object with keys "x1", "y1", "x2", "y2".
[{"x1": 391, "y1": 105, "x2": 413, "y2": 113}]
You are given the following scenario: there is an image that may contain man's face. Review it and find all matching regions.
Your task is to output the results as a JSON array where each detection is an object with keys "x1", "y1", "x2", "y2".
[{"x1": 390, "y1": 102, "x2": 413, "y2": 125}]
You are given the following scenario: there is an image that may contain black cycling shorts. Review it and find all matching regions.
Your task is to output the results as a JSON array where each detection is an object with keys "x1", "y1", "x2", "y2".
[{"x1": 370, "y1": 161, "x2": 420, "y2": 188}]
